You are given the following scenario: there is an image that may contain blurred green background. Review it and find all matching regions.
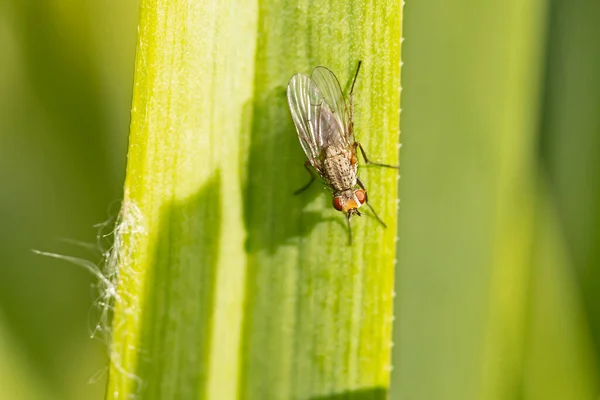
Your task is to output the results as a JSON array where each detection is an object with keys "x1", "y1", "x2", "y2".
[{"x1": 1, "y1": 0, "x2": 598, "y2": 399}]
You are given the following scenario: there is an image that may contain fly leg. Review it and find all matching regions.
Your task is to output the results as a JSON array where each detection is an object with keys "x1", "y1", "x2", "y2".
[
  {"x1": 347, "y1": 60, "x2": 362, "y2": 138},
  {"x1": 348, "y1": 62, "x2": 398, "y2": 170},
  {"x1": 294, "y1": 161, "x2": 317, "y2": 195},
  {"x1": 356, "y1": 177, "x2": 388, "y2": 228},
  {"x1": 356, "y1": 142, "x2": 399, "y2": 169}
]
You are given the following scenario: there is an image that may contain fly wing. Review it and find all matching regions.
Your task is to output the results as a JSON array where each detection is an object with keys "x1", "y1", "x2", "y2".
[
  {"x1": 311, "y1": 66, "x2": 353, "y2": 146},
  {"x1": 287, "y1": 73, "x2": 325, "y2": 168}
]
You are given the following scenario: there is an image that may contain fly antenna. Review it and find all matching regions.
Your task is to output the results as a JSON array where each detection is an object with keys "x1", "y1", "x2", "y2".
[{"x1": 350, "y1": 60, "x2": 362, "y2": 95}]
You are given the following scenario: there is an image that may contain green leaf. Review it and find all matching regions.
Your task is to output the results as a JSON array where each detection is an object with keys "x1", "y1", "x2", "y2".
[
  {"x1": 106, "y1": 1, "x2": 402, "y2": 399},
  {"x1": 523, "y1": 184, "x2": 598, "y2": 400},
  {"x1": 0, "y1": 313, "x2": 56, "y2": 400},
  {"x1": 540, "y1": 0, "x2": 600, "y2": 363},
  {"x1": 391, "y1": 0, "x2": 548, "y2": 399}
]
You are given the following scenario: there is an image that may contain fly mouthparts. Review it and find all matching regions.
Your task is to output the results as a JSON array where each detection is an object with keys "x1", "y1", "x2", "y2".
[{"x1": 347, "y1": 209, "x2": 362, "y2": 220}]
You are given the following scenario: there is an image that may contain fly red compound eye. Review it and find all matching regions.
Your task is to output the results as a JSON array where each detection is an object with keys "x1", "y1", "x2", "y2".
[
  {"x1": 355, "y1": 189, "x2": 366, "y2": 204},
  {"x1": 333, "y1": 196, "x2": 344, "y2": 211}
]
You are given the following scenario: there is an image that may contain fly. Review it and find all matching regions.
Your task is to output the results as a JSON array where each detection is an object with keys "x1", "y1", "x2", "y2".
[{"x1": 286, "y1": 61, "x2": 398, "y2": 244}]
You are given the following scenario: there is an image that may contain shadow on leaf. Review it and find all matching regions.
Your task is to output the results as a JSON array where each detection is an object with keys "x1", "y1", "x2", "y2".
[
  {"x1": 243, "y1": 86, "x2": 331, "y2": 254},
  {"x1": 133, "y1": 172, "x2": 222, "y2": 399},
  {"x1": 308, "y1": 387, "x2": 387, "y2": 400}
]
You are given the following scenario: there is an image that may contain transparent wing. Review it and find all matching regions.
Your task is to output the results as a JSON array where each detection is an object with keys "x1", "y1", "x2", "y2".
[
  {"x1": 287, "y1": 70, "x2": 351, "y2": 171},
  {"x1": 287, "y1": 73, "x2": 324, "y2": 165},
  {"x1": 311, "y1": 66, "x2": 353, "y2": 145}
]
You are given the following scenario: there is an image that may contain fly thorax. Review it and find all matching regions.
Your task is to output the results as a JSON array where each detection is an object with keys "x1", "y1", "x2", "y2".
[
  {"x1": 323, "y1": 146, "x2": 357, "y2": 192},
  {"x1": 324, "y1": 146, "x2": 342, "y2": 158}
]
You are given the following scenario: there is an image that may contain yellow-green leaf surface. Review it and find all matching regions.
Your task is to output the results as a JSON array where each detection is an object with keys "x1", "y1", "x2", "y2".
[{"x1": 107, "y1": 1, "x2": 402, "y2": 399}]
